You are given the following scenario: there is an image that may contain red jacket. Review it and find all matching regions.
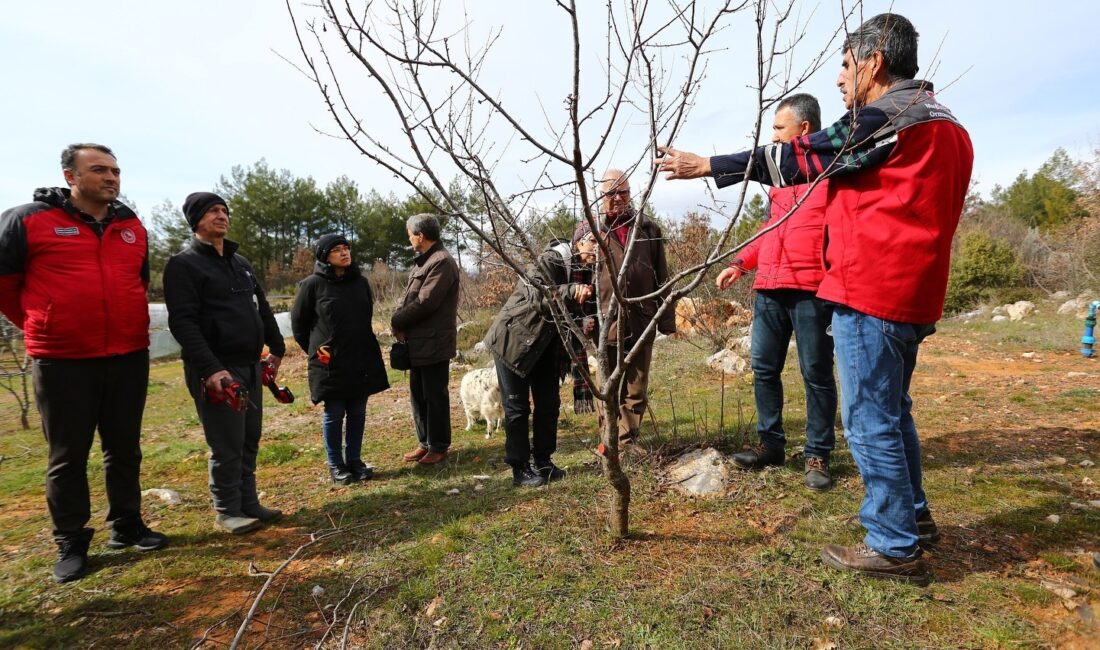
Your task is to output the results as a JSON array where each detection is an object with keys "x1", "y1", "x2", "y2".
[
  {"x1": 735, "y1": 181, "x2": 828, "y2": 292},
  {"x1": 710, "y1": 80, "x2": 974, "y2": 324},
  {"x1": 0, "y1": 187, "x2": 150, "y2": 358}
]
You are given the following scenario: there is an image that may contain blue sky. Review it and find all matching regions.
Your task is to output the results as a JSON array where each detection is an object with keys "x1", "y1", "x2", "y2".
[{"x1": 2, "y1": 1, "x2": 1098, "y2": 222}]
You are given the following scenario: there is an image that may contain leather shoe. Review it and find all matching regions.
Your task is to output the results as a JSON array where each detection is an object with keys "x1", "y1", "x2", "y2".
[
  {"x1": 418, "y1": 450, "x2": 448, "y2": 465},
  {"x1": 329, "y1": 464, "x2": 354, "y2": 486},
  {"x1": 403, "y1": 447, "x2": 428, "y2": 462},
  {"x1": 243, "y1": 504, "x2": 283, "y2": 523},
  {"x1": 535, "y1": 460, "x2": 566, "y2": 482},
  {"x1": 820, "y1": 543, "x2": 931, "y2": 586},
  {"x1": 512, "y1": 464, "x2": 547, "y2": 488},
  {"x1": 348, "y1": 459, "x2": 374, "y2": 481},
  {"x1": 732, "y1": 443, "x2": 785, "y2": 470},
  {"x1": 917, "y1": 510, "x2": 941, "y2": 547},
  {"x1": 804, "y1": 456, "x2": 833, "y2": 491}
]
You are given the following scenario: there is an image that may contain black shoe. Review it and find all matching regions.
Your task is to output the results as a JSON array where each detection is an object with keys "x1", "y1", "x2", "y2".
[
  {"x1": 512, "y1": 464, "x2": 547, "y2": 488},
  {"x1": 347, "y1": 460, "x2": 374, "y2": 482},
  {"x1": 53, "y1": 528, "x2": 94, "y2": 583},
  {"x1": 916, "y1": 510, "x2": 942, "y2": 547},
  {"x1": 732, "y1": 443, "x2": 785, "y2": 470},
  {"x1": 329, "y1": 464, "x2": 354, "y2": 486},
  {"x1": 535, "y1": 460, "x2": 566, "y2": 483},
  {"x1": 804, "y1": 456, "x2": 833, "y2": 492},
  {"x1": 106, "y1": 521, "x2": 169, "y2": 551}
]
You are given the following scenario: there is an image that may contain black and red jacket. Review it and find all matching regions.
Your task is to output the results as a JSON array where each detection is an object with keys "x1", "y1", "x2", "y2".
[
  {"x1": 0, "y1": 187, "x2": 150, "y2": 359},
  {"x1": 710, "y1": 80, "x2": 974, "y2": 324}
]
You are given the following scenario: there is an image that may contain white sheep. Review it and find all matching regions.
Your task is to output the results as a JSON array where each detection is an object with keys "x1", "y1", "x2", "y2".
[{"x1": 460, "y1": 367, "x2": 503, "y2": 439}]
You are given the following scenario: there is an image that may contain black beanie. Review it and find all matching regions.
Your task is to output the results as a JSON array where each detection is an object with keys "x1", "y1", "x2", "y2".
[
  {"x1": 315, "y1": 233, "x2": 350, "y2": 262},
  {"x1": 182, "y1": 192, "x2": 229, "y2": 232}
]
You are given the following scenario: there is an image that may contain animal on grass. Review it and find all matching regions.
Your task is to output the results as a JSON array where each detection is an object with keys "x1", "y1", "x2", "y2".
[{"x1": 460, "y1": 367, "x2": 503, "y2": 438}]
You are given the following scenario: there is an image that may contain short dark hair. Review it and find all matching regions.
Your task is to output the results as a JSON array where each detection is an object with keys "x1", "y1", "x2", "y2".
[
  {"x1": 60, "y1": 143, "x2": 115, "y2": 171},
  {"x1": 845, "y1": 13, "x2": 919, "y2": 81},
  {"x1": 777, "y1": 93, "x2": 821, "y2": 132},
  {"x1": 406, "y1": 213, "x2": 441, "y2": 241}
]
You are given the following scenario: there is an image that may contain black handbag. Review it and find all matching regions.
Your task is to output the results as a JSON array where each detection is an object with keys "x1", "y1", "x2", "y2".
[{"x1": 390, "y1": 341, "x2": 411, "y2": 371}]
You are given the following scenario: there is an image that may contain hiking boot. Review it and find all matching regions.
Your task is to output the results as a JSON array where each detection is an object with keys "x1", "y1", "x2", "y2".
[
  {"x1": 535, "y1": 460, "x2": 566, "y2": 483},
  {"x1": 512, "y1": 464, "x2": 547, "y2": 488},
  {"x1": 53, "y1": 528, "x2": 94, "y2": 583},
  {"x1": 403, "y1": 447, "x2": 428, "y2": 462},
  {"x1": 732, "y1": 443, "x2": 785, "y2": 470},
  {"x1": 418, "y1": 451, "x2": 448, "y2": 466},
  {"x1": 916, "y1": 510, "x2": 941, "y2": 547},
  {"x1": 347, "y1": 460, "x2": 374, "y2": 481},
  {"x1": 214, "y1": 514, "x2": 262, "y2": 535},
  {"x1": 804, "y1": 456, "x2": 833, "y2": 492},
  {"x1": 329, "y1": 464, "x2": 354, "y2": 486},
  {"x1": 106, "y1": 521, "x2": 169, "y2": 551},
  {"x1": 820, "y1": 543, "x2": 931, "y2": 586},
  {"x1": 242, "y1": 504, "x2": 283, "y2": 523}
]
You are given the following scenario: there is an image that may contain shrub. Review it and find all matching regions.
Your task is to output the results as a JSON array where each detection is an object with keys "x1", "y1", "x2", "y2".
[{"x1": 944, "y1": 231, "x2": 1024, "y2": 314}]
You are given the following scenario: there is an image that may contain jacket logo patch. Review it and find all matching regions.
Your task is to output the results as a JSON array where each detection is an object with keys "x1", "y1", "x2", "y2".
[
  {"x1": 120, "y1": 228, "x2": 137, "y2": 244},
  {"x1": 54, "y1": 227, "x2": 80, "y2": 237}
]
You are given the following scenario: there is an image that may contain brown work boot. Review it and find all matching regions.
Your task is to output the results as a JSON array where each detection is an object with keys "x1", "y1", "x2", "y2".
[
  {"x1": 403, "y1": 447, "x2": 428, "y2": 462},
  {"x1": 820, "y1": 543, "x2": 931, "y2": 586},
  {"x1": 418, "y1": 450, "x2": 448, "y2": 465}
]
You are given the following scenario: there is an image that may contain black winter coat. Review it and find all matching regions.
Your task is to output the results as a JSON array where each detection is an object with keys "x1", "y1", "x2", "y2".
[
  {"x1": 164, "y1": 238, "x2": 286, "y2": 379},
  {"x1": 291, "y1": 262, "x2": 389, "y2": 403}
]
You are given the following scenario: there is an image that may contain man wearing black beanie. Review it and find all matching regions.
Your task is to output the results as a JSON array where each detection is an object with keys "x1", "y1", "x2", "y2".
[{"x1": 164, "y1": 191, "x2": 287, "y2": 534}]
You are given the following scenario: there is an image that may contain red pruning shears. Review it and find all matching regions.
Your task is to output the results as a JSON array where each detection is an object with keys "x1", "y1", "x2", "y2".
[
  {"x1": 261, "y1": 358, "x2": 294, "y2": 404},
  {"x1": 316, "y1": 345, "x2": 332, "y2": 366},
  {"x1": 204, "y1": 375, "x2": 251, "y2": 412}
]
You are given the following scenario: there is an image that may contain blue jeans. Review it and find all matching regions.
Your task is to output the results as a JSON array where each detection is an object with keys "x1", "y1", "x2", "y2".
[
  {"x1": 831, "y1": 306, "x2": 935, "y2": 558},
  {"x1": 751, "y1": 290, "x2": 837, "y2": 459},
  {"x1": 322, "y1": 397, "x2": 367, "y2": 467}
]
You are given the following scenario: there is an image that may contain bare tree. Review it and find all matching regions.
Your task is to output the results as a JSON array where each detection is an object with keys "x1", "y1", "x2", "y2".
[
  {"x1": 285, "y1": 0, "x2": 847, "y2": 537},
  {"x1": 0, "y1": 316, "x2": 32, "y2": 430}
]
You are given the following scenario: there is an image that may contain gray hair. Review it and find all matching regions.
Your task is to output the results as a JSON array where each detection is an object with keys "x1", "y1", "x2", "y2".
[
  {"x1": 777, "y1": 93, "x2": 821, "y2": 132},
  {"x1": 61, "y1": 143, "x2": 115, "y2": 171},
  {"x1": 406, "y1": 213, "x2": 441, "y2": 241},
  {"x1": 845, "y1": 13, "x2": 919, "y2": 82}
]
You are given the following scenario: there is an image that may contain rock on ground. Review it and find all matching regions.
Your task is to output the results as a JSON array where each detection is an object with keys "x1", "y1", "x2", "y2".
[
  {"x1": 1005, "y1": 300, "x2": 1036, "y2": 321},
  {"x1": 707, "y1": 349, "x2": 749, "y2": 374},
  {"x1": 667, "y1": 448, "x2": 732, "y2": 495}
]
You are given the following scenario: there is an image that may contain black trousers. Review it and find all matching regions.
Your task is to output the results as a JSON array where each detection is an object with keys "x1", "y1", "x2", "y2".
[
  {"x1": 34, "y1": 350, "x2": 149, "y2": 539},
  {"x1": 184, "y1": 362, "x2": 263, "y2": 516},
  {"x1": 409, "y1": 361, "x2": 451, "y2": 452},
  {"x1": 495, "y1": 345, "x2": 560, "y2": 467}
]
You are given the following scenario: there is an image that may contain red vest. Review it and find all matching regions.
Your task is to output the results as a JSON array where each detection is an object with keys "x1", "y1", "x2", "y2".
[
  {"x1": 737, "y1": 181, "x2": 828, "y2": 292},
  {"x1": 815, "y1": 121, "x2": 973, "y2": 324},
  {"x1": 5, "y1": 200, "x2": 149, "y2": 358}
]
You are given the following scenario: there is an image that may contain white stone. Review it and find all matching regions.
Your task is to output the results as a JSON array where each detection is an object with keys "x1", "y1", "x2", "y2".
[
  {"x1": 706, "y1": 349, "x2": 749, "y2": 375},
  {"x1": 1058, "y1": 299, "x2": 1080, "y2": 315},
  {"x1": 991, "y1": 315, "x2": 1008, "y2": 323},
  {"x1": 992, "y1": 305, "x2": 1006, "y2": 316},
  {"x1": 141, "y1": 488, "x2": 182, "y2": 505},
  {"x1": 1041, "y1": 580, "x2": 1077, "y2": 600},
  {"x1": 1080, "y1": 459, "x2": 1095, "y2": 468},
  {"x1": 471, "y1": 475, "x2": 491, "y2": 481},
  {"x1": 1006, "y1": 301, "x2": 1036, "y2": 321},
  {"x1": 1021, "y1": 352, "x2": 1036, "y2": 358},
  {"x1": 473, "y1": 341, "x2": 488, "y2": 354},
  {"x1": 445, "y1": 488, "x2": 460, "y2": 496},
  {"x1": 1045, "y1": 514, "x2": 1061, "y2": 524},
  {"x1": 667, "y1": 448, "x2": 732, "y2": 496},
  {"x1": 734, "y1": 335, "x2": 753, "y2": 355},
  {"x1": 1052, "y1": 291, "x2": 1071, "y2": 300},
  {"x1": 311, "y1": 585, "x2": 325, "y2": 598}
]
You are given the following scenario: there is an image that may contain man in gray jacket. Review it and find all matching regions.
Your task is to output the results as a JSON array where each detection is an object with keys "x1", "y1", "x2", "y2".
[{"x1": 392, "y1": 214, "x2": 460, "y2": 465}]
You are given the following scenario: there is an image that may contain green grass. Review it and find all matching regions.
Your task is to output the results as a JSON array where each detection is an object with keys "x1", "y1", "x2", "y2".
[{"x1": 1, "y1": 306, "x2": 1098, "y2": 648}]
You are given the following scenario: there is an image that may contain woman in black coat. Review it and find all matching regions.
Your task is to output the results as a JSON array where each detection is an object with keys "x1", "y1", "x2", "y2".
[{"x1": 291, "y1": 234, "x2": 389, "y2": 484}]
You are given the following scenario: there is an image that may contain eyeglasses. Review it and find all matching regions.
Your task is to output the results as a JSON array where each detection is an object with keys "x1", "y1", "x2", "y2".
[
  {"x1": 604, "y1": 189, "x2": 630, "y2": 198},
  {"x1": 330, "y1": 245, "x2": 351, "y2": 253}
]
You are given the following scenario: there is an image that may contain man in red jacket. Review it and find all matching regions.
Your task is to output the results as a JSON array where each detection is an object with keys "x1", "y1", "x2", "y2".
[
  {"x1": 0, "y1": 143, "x2": 167, "y2": 583},
  {"x1": 656, "y1": 13, "x2": 973, "y2": 585},
  {"x1": 716, "y1": 94, "x2": 837, "y2": 492}
]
